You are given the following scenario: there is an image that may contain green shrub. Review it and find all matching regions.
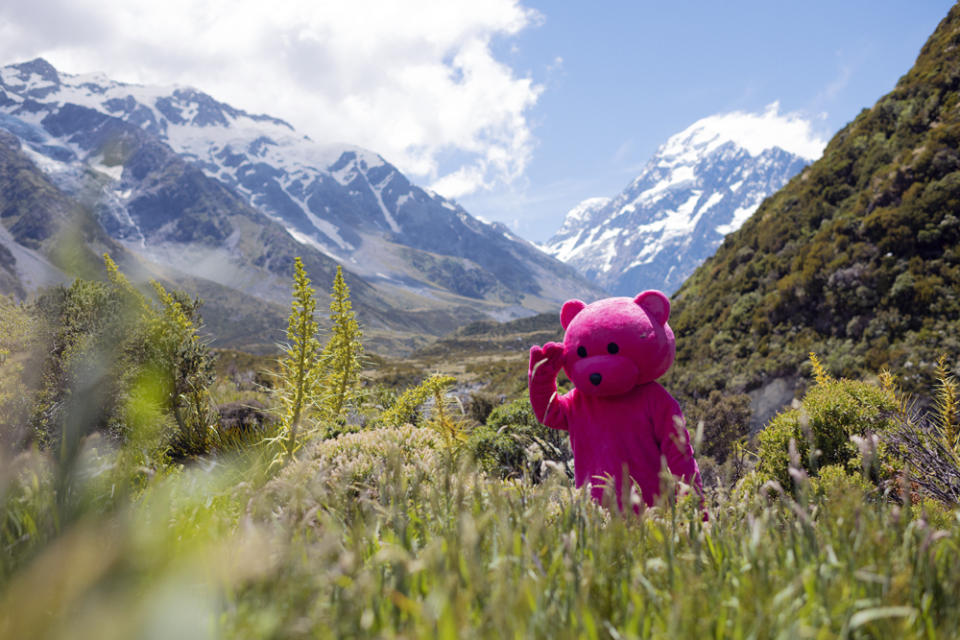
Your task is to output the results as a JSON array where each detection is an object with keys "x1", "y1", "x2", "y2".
[
  {"x1": 149, "y1": 281, "x2": 216, "y2": 459},
  {"x1": 254, "y1": 424, "x2": 445, "y2": 517},
  {"x1": 22, "y1": 256, "x2": 216, "y2": 461},
  {"x1": 809, "y1": 464, "x2": 872, "y2": 499},
  {"x1": 757, "y1": 356, "x2": 897, "y2": 490},
  {"x1": 467, "y1": 398, "x2": 571, "y2": 481}
]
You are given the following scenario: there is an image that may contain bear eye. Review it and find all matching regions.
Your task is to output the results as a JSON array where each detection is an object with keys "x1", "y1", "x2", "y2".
[
  {"x1": 577, "y1": 346, "x2": 587, "y2": 358},
  {"x1": 607, "y1": 342, "x2": 619, "y2": 354}
]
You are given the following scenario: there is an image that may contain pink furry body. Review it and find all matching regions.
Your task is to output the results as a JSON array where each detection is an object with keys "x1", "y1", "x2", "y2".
[{"x1": 528, "y1": 293, "x2": 702, "y2": 508}]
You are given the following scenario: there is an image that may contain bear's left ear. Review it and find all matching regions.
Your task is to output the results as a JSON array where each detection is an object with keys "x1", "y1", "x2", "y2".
[
  {"x1": 634, "y1": 290, "x2": 670, "y2": 325},
  {"x1": 560, "y1": 299, "x2": 586, "y2": 330}
]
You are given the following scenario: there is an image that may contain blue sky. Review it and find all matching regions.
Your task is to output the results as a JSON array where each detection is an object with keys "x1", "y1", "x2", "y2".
[
  {"x1": 0, "y1": 0, "x2": 956, "y2": 242},
  {"x1": 459, "y1": 1, "x2": 957, "y2": 241}
]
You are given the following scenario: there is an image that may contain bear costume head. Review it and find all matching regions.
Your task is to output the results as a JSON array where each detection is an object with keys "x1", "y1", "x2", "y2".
[{"x1": 559, "y1": 290, "x2": 675, "y2": 397}]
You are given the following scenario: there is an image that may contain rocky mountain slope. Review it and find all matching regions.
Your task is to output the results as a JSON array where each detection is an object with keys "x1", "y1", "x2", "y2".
[
  {"x1": 664, "y1": 3, "x2": 960, "y2": 422},
  {"x1": 544, "y1": 109, "x2": 815, "y2": 295},
  {"x1": 0, "y1": 59, "x2": 601, "y2": 350},
  {"x1": 0, "y1": 117, "x2": 399, "y2": 350}
]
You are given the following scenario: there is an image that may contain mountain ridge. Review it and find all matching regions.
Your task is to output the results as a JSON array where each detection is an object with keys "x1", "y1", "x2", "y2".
[{"x1": 0, "y1": 58, "x2": 603, "y2": 350}]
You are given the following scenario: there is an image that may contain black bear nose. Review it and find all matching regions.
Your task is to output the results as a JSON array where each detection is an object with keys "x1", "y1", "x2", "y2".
[{"x1": 589, "y1": 373, "x2": 602, "y2": 386}]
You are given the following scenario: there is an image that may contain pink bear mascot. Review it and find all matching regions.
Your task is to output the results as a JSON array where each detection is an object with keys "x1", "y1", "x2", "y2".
[{"x1": 528, "y1": 291, "x2": 702, "y2": 509}]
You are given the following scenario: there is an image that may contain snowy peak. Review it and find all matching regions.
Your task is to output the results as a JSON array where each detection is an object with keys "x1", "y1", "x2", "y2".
[
  {"x1": 0, "y1": 58, "x2": 296, "y2": 132},
  {"x1": 544, "y1": 107, "x2": 821, "y2": 295},
  {"x1": 658, "y1": 102, "x2": 825, "y2": 163},
  {"x1": 546, "y1": 197, "x2": 611, "y2": 264},
  {"x1": 559, "y1": 196, "x2": 611, "y2": 230},
  {"x1": 1, "y1": 58, "x2": 62, "y2": 99},
  {"x1": 0, "y1": 59, "x2": 430, "y2": 255}
]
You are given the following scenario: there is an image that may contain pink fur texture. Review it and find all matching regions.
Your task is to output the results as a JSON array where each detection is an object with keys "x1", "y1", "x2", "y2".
[{"x1": 528, "y1": 291, "x2": 702, "y2": 508}]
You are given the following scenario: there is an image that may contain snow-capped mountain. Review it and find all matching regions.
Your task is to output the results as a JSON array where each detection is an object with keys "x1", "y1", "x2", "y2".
[
  {"x1": 0, "y1": 58, "x2": 601, "y2": 346},
  {"x1": 543, "y1": 108, "x2": 821, "y2": 295}
]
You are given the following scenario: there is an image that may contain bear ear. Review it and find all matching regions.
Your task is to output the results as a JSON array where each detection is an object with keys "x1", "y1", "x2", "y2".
[
  {"x1": 560, "y1": 299, "x2": 586, "y2": 330},
  {"x1": 634, "y1": 290, "x2": 670, "y2": 325}
]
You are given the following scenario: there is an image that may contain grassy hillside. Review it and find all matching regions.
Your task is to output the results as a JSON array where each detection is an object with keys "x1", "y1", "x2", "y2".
[{"x1": 667, "y1": 5, "x2": 960, "y2": 408}]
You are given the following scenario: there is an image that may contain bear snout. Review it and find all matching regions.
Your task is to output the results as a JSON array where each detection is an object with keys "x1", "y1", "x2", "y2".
[{"x1": 567, "y1": 356, "x2": 638, "y2": 395}]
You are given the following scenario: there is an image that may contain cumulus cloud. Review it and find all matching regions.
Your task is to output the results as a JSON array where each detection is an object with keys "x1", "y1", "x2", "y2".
[
  {"x1": 0, "y1": 0, "x2": 542, "y2": 197},
  {"x1": 666, "y1": 102, "x2": 827, "y2": 161}
]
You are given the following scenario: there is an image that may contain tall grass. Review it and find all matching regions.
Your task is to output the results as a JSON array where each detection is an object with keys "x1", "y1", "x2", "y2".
[
  {"x1": 225, "y1": 432, "x2": 959, "y2": 639},
  {"x1": 3, "y1": 424, "x2": 960, "y2": 639}
]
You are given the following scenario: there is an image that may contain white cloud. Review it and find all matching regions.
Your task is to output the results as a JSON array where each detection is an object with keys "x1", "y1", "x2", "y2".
[
  {"x1": 0, "y1": 0, "x2": 542, "y2": 197},
  {"x1": 665, "y1": 102, "x2": 827, "y2": 161},
  {"x1": 430, "y1": 164, "x2": 489, "y2": 200}
]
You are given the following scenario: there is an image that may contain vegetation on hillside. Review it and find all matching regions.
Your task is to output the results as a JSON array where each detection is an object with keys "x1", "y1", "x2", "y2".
[{"x1": 668, "y1": 5, "x2": 960, "y2": 406}]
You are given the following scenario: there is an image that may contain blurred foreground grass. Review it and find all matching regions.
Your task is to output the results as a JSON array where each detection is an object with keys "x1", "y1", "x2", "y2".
[{"x1": 2, "y1": 424, "x2": 959, "y2": 639}]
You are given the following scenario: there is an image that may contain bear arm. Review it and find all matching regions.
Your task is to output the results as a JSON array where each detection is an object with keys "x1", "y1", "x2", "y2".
[
  {"x1": 532, "y1": 389, "x2": 569, "y2": 430},
  {"x1": 528, "y1": 349, "x2": 569, "y2": 431},
  {"x1": 653, "y1": 391, "x2": 702, "y2": 491}
]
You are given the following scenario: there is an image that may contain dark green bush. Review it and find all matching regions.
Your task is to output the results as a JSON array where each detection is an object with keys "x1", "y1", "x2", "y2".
[
  {"x1": 467, "y1": 398, "x2": 571, "y2": 481},
  {"x1": 685, "y1": 390, "x2": 752, "y2": 462},
  {"x1": 24, "y1": 259, "x2": 215, "y2": 460},
  {"x1": 466, "y1": 391, "x2": 498, "y2": 425}
]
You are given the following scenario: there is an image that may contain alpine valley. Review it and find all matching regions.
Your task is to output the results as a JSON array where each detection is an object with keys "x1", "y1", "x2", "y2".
[
  {"x1": 543, "y1": 107, "x2": 818, "y2": 295},
  {"x1": 0, "y1": 58, "x2": 601, "y2": 352}
]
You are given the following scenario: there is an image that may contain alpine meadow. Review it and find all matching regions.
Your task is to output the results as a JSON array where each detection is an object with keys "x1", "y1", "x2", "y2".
[{"x1": 4, "y1": 3, "x2": 960, "y2": 640}]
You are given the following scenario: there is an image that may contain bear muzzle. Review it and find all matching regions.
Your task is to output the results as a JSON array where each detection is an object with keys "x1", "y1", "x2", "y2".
[{"x1": 567, "y1": 356, "x2": 640, "y2": 396}]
